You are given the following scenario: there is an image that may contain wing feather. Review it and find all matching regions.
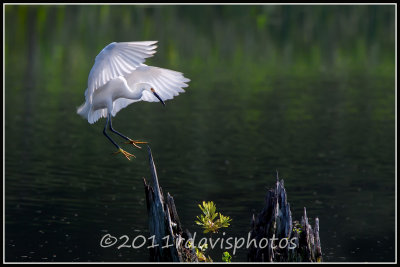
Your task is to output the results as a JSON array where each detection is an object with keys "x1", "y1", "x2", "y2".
[
  {"x1": 87, "y1": 41, "x2": 158, "y2": 103},
  {"x1": 111, "y1": 98, "x2": 138, "y2": 117},
  {"x1": 124, "y1": 64, "x2": 190, "y2": 104}
]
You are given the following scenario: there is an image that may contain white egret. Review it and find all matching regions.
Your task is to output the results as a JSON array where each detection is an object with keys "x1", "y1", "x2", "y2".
[{"x1": 77, "y1": 41, "x2": 190, "y2": 160}]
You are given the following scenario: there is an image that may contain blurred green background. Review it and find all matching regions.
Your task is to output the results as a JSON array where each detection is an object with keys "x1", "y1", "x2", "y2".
[{"x1": 5, "y1": 4, "x2": 395, "y2": 262}]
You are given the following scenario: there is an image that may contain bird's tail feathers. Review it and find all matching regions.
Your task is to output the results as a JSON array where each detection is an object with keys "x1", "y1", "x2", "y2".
[{"x1": 77, "y1": 101, "x2": 90, "y2": 120}]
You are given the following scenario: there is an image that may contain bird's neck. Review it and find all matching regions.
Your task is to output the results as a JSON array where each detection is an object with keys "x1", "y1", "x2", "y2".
[
  {"x1": 125, "y1": 83, "x2": 150, "y2": 100},
  {"x1": 125, "y1": 88, "x2": 143, "y2": 100}
]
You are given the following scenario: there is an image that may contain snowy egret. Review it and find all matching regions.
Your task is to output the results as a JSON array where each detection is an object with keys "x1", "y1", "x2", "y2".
[{"x1": 77, "y1": 41, "x2": 190, "y2": 160}]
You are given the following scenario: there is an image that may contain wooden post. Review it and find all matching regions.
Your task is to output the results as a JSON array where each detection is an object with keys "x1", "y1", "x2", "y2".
[
  {"x1": 248, "y1": 176, "x2": 322, "y2": 262},
  {"x1": 143, "y1": 146, "x2": 198, "y2": 262}
]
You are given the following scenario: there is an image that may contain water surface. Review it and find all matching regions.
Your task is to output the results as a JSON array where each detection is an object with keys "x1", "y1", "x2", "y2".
[{"x1": 5, "y1": 5, "x2": 395, "y2": 262}]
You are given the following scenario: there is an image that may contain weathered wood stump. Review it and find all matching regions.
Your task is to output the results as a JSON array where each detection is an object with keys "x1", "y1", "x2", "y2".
[
  {"x1": 143, "y1": 146, "x2": 197, "y2": 262},
  {"x1": 247, "y1": 176, "x2": 322, "y2": 262},
  {"x1": 143, "y1": 147, "x2": 322, "y2": 262}
]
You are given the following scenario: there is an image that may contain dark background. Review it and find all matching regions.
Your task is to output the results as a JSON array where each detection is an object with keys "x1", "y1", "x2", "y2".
[{"x1": 5, "y1": 4, "x2": 396, "y2": 262}]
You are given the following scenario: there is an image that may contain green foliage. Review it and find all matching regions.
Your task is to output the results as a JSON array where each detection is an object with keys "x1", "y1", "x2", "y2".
[
  {"x1": 222, "y1": 251, "x2": 232, "y2": 263},
  {"x1": 293, "y1": 221, "x2": 302, "y2": 235},
  {"x1": 4, "y1": 5, "x2": 395, "y2": 90},
  {"x1": 188, "y1": 241, "x2": 213, "y2": 262},
  {"x1": 193, "y1": 201, "x2": 233, "y2": 262},
  {"x1": 195, "y1": 201, "x2": 232, "y2": 234}
]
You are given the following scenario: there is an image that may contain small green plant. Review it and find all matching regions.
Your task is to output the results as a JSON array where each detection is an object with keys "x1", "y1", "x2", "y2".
[
  {"x1": 293, "y1": 221, "x2": 302, "y2": 235},
  {"x1": 195, "y1": 201, "x2": 232, "y2": 234},
  {"x1": 222, "y1": 251, "x2": 232, "y2": 262},
  {"x1": 188, "y1": 241, "x2": 213, "y2": 262},
  {"x1": 194, "y1": 201, "x2": 233, "y2": 262}
]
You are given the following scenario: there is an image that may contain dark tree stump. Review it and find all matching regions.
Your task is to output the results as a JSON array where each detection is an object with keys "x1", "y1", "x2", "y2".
[
  {"x1": 143, "y1": 147, "x2": 321, "y2": 262},
  {"x1": 143, "y1": 146, "x2": 197, "y2": 262},
  {"x1": 248, "y1": 177, "x2": 322, "y2": 262}
]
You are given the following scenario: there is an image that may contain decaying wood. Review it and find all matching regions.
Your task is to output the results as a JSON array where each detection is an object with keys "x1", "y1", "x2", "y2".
[
  {"x1": 143, "y1": 147, "x2": 322, "y2": 262},
  {"x1": 143, "y1": 146, "x2": 198, "y2": 262},
  {"x1": 248, "y1": 175, "x2": 322, "y2": 262}
]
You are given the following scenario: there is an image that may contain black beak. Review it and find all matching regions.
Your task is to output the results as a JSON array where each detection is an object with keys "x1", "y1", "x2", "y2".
[{"x1": 151, "y1": 89, "x2": 165, "y2": 107}]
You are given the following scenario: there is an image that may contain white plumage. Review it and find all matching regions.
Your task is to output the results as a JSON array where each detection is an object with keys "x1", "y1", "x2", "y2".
[{"x1": 77, "y1": 41, "x2": 190, "y2": 124}]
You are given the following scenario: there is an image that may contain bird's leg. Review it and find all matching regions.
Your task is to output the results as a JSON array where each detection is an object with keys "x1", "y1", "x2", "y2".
[
  {"x1": 108, "y1": 115, "x2": 147, "y2": 149},
  {"x1": 103, "y1": 115, "x2": 135, "y2": 160}
]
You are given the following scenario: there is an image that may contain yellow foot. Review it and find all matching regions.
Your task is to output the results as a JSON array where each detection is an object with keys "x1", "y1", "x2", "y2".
[
  {"x1": 125, "y1": 139, "x2": 148, "y2": 149},
  {"x1": 112, "y1": 148, "x2": 136, "y2": 160}
]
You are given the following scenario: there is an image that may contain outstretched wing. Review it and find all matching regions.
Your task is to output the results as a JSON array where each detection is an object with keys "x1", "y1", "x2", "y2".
[
  {"x1": 125, "y1": 64, "x2": 190, "y2": 103},
  {"x1": 87, "y1": 41, "x2": 158, "y2": 103},
  {"x1": 110, "y1": 65, "x2": 189, "y2": 117}
]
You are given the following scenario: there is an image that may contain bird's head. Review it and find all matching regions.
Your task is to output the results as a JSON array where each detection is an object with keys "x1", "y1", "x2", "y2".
[{"x1": 136, "y1": 83, "x2": 165, "y2": 107}]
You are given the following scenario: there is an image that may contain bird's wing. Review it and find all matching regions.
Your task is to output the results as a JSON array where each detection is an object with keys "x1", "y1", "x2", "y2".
[
  {"x1": 111, "y1": 98, "x2": 140, "y2": 117},
  {"x1": 125, "y1": 64, "x2": 190, "y2": 103},
  {"x1": 87, "y1": 41, "x2": 158, "y2": 103},
  {"x1": 110, "y1": 65, "x2": 189, "y2": 117}
]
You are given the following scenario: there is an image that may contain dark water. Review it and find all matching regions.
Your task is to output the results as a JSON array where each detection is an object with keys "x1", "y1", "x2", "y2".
[{"x1": 5, "y1": 5, "x2": 395, "y2": 262}]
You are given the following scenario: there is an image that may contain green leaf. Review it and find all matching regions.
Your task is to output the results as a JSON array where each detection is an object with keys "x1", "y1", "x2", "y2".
[
  {"x1": 195, "y1": 201, "x2": 232, "y2": 234},
  {"x1": 222, "y1": 251, "x2": 232, "y2": 262}
]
